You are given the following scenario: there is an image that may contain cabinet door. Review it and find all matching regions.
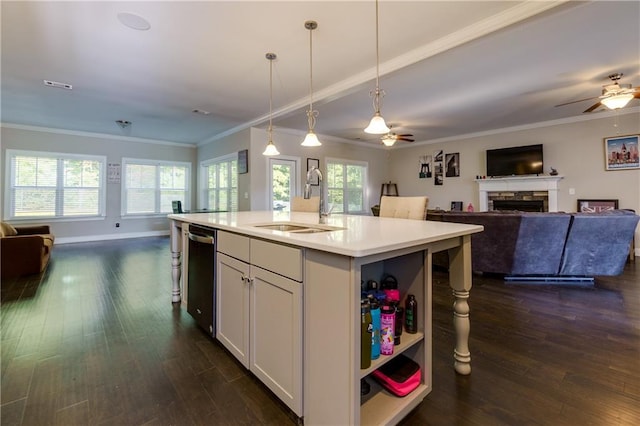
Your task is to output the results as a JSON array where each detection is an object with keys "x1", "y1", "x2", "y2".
[
  {"x1": 250, "y1": 266, "x2": 302, "y2": 416},
  {"x1": 216, "y1": 252, "x2": 250, "y2": 367}
]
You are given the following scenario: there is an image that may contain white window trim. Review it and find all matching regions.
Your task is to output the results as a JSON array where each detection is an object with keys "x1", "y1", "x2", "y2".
[
  {"x1": 121, "y1": 157, "x2": 191, "y2": 217},
  {"x1": 5, "y1": 149, "x2": 107, "y2": 221},
  {"x1": 200, "y1": 153, "x2": 238, "y2": 212},
  {"x1": 325, "y1": 156, "x2": 369, "y2": 215}
]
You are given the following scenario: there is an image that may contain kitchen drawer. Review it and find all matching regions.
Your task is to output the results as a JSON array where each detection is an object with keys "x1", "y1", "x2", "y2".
[
  {"x1": 217, "y1": 231, "x2": 250, "y2": 262},
  {"x1": 251, "y1": 239, "x2": 302, "y2": 282}
]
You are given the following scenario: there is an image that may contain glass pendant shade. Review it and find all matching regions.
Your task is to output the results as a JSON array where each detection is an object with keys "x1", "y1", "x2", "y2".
[
  {"x1": 601, "y1": 93, "x2": 634, "y2": 110},
  {"x1": 263, "y1": 140, "x2": 280, "y2": 156},
  {"x1": 381, "y1": 135, "x2": 396, "y2": 147},
  {"x1": 365, "y1": 113, "x2": 390, "y2": 134},
  {"x1": 301, "y1": 130, "x2": 321, "y2": 147}
]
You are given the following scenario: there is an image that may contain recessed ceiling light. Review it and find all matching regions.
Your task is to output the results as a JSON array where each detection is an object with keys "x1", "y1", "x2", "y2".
[
  {"x1": 44, "y1": 80, "x2": 72, "y2": 90},
  {"x1": 192, "y1": 109, "x2": 211, "y2": 115},
  {"x1": 117, "y1": 12, "x2": 151, "y2": 31}
]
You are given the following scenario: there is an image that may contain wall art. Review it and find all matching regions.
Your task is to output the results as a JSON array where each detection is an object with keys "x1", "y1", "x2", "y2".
[{"x1": 604, "y1": 134, "x2": 639, "y2": 171}]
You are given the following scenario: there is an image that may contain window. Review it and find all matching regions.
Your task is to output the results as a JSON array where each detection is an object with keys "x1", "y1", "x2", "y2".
[
  {"x1": 200, "y1": 154, "x2": 238, "y2": 212},
  {"x1": 6, "y1": 150, "x2": 106, "y2": 220},
  {"x1": 326, "y1": 158, "x2": 368, "y2": 214},
  {"x1": 122, "y1": 158, "x2": 191, "y2": 216}
]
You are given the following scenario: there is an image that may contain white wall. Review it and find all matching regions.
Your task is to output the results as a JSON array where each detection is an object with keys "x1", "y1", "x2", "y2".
[
  {"x1": 1, "y1": 125, "x2": 196, "y2": 242},
  {"x1": 388, "y1": 112, "x2": 640, "y2": 251}
]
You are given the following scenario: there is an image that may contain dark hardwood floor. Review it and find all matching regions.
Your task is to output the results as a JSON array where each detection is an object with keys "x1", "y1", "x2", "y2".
[{"x1": 2, "y1": 237, "x2": 639, "y2": 425}]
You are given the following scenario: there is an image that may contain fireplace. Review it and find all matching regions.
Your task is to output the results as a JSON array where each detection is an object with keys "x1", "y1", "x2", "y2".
[
  {"x1": 476, "y1": 176, "x2": 563, "y2": 212},
  {"x1": 493, "y1": 199, "x2": 544, "y2": 212}
]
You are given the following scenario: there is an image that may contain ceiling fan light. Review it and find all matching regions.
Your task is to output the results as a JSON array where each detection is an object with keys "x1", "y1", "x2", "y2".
[
  {"x1": 263, "y1": 140, "x2": 280, "y2": 156},
  {"x1": 381, "y1": 136, "x2": 396, "y2": 147},
  {"x1": 601, "y1": 93, "x2": 634, "y2": 110},
  {"x1": 301, "y1": 131, "x2": 321, "y2": 147},
  {"x1": 365, "y1": 113, "x2": 390, "y2": 134}
]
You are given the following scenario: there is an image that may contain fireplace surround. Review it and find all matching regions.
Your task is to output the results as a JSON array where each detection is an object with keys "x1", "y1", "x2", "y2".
[{"x1": 476, "y1": 175, "x2": 563, "y2": 212}]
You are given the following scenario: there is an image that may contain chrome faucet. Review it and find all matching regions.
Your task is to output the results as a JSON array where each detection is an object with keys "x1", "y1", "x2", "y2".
[{"x1": 304, "y1": 166, "x2": 328, "y2": 224}]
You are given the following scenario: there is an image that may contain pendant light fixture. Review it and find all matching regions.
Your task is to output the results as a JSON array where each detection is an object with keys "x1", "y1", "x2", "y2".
[
  {"x1": 301, "y1": 20, "x2": 322, "y2": 147},
  {"x1": 263, "y1": 53, "x2": 280, "y2": 156},
  {"x1": 364, "y1": 0, "x2": 390, "y2": 135}
]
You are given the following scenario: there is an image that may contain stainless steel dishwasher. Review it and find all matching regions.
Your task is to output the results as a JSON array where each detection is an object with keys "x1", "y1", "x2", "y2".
[{"x1": 187, "y1": 224, "x2": 216, "y2": 337}]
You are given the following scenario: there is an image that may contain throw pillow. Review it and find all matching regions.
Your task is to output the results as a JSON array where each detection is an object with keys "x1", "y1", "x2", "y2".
[{"x1": 0, "y1": 221, "x2": 18, "y2": 237}]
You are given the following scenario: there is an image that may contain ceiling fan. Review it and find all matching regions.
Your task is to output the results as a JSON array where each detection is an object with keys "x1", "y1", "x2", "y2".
[
  {"x1": 556, "y1": 73, "x2": 639, "y2": 113},
  {"x1": 381, "y1": 130, "x2": 415, "y2": 146}
]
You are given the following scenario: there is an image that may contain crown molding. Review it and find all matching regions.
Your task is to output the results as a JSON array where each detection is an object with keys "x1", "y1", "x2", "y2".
[{"x1": 0, "y1": 122, "x2": 197, "y2": 148}]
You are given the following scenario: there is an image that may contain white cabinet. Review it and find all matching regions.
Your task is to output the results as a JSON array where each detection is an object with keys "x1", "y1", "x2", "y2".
[
  {"x1": 216, "y1": 231, "x2": 302, "y2": 417},
  {"x1": 250, "y1": 266, "x2": 302, "y2": 415},
  {"x1": 216, "y1": 252, "x2": 250, "y2": 366}
]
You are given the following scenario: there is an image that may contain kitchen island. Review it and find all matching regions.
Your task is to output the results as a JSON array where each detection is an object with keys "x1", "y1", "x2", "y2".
[{"x1": 168, "y1": 211, "x2": 482, "y2": 425}]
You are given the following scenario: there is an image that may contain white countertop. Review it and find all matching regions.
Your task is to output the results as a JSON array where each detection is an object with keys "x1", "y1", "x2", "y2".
[{"x1": 169, "y1": 211, "x2": 483, "y2": 258}]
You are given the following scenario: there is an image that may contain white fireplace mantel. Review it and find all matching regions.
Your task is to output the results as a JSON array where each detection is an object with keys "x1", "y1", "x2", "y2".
[{"x1": 476, "y1": 175, "x2": 564, "y2": 212}]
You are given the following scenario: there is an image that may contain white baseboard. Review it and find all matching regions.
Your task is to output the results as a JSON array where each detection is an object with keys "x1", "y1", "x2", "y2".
[{"x1": 55, "y1": 230, "x2": 169, "y2": 245}]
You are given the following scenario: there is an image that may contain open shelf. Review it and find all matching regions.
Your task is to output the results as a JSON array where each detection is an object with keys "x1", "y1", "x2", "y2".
[
  {"x1": 361, "y1": 379, "x2": 430, "y2": 425},
  {"x1": 360, "y1": 331, "x2": 424, "y2": 379}
]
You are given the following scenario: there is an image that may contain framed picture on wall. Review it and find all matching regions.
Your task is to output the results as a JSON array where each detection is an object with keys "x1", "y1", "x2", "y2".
[
  {"x1": 307, "y1": 158, "x2": 320, "y2": 185},
  {"x1": 604, "y1": 134, "x2": 639, "y2": 171},
  {"x1": 577, "y1": 199, "x2": 618, "y2": 213},
  {"x1": 238, "y1": 149, "x2": 248, "y2": 174},
  {"x1": 445, "y1": 152, "x2": 460, "y2": 177}
]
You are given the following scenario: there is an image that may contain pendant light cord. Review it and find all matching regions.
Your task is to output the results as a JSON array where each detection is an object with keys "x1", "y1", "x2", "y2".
[
  {"x1": 309, "y1": 25, "x2": 314, "y2": 112},
  {"x1": 305, "y1": 21, "x2": 318, "y2": 131},
  {"x1": 375, "y1": 0, "x2": 380, "y2": 92},
  {"x1": 371, "y1": 0, "x2": 384, "y2": 114},
  {"x1": 268, "y1": 54, "x2": 274, "y2": 136}
]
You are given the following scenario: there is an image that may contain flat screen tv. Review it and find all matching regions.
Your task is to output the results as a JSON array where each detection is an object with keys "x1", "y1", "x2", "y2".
[{"x1": 486, "y1": 144, "x2": 543, "y2": 177}]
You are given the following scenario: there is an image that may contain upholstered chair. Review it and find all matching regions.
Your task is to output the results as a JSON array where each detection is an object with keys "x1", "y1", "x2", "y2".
[
  {"x1": 379, "y1": 196, "x2": 429, "y2": 220},
  {"x1": 291, "y1": 196, "x2": 320, "y2": 212}
]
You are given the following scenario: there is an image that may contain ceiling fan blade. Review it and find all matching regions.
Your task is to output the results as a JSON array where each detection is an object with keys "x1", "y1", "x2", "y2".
[
  {"x1": 583, "y1": 101, "x2": 603, "y2": 113},
  {"x1": 555, "y1": 96, "x2": 598, "y2": 107},
  {"x1": 397, "y1": 134, "x2": 414, "y2": 137},
  {"x1": 398, "y1": 137, "x2": 415, "y2": 142}
]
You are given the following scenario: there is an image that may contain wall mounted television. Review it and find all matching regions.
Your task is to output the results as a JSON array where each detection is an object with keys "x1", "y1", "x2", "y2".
[{"x1": 486, "y1": 144, "x2": 544, "y2": 177}]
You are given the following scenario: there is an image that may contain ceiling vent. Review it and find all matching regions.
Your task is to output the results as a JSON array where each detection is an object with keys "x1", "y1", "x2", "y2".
[
  {"x1": 43, "y1": 80, "x2": 72, "y2": 90},
  {"x1": 115, "y1": 120, "x2": 132, "y2": 129}
]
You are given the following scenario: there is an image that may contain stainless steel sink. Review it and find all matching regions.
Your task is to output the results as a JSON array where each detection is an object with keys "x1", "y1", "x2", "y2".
[
  {"x1": 254, "y1": 224, "x2": 309, "y2": 232},
  {"x1": 251, "y1": 222, "x2": 344, "y2": 234}
]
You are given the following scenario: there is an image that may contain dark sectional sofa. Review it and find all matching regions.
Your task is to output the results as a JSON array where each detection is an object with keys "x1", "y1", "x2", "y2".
[{"x1": 427, "y1": 209, "x2": 638, "y2": 277}]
